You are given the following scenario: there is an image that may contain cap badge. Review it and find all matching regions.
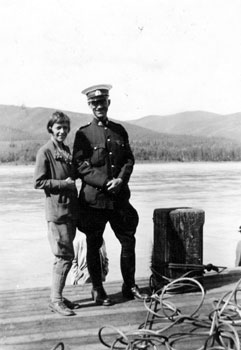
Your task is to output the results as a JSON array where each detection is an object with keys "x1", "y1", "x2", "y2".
[{"x1": 95, "y1": 90, "x2": 101, "y2": 96}]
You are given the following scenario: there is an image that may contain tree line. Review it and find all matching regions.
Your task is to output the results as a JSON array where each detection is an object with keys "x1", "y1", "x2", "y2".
[
  {"x1": 131, "y1": 139, "x2": 241, "y2": 162},
  {"x1": 1, "y1": 138, "x2": 241, "y2": 164}
]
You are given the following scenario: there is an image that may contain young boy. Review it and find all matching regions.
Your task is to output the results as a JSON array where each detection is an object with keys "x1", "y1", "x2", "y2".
[{"x1": 34, "y1": 111, "x2": 79, "y2": 316}]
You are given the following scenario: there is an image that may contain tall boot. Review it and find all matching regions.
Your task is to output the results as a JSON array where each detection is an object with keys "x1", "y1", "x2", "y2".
[
  {"x1": 121, "y1": 253, "x2": 136, "y2": 289},
  {"x1": 49, "y1": 258, "x2": 75, "y2": 316},
  {"x1": 87, "y1": 249, "x2": 111, "y2": 306},
  {"x1": 51, "y1": 258, "x2": 72, "y2": 302},
  {"x1": 87, "y1": 249, "x2": 103, "y2": 288},
  {"x1": 121, "y1": 253, "x2": 149, "y2": 300}
]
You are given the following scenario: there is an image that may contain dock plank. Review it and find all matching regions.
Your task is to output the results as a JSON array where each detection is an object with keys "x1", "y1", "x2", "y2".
[{"x1": 1, "y1": 270, "x2": 241, "y2": 350}]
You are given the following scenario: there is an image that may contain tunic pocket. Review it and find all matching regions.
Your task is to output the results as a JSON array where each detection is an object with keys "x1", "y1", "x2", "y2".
[{"x1": 91, "y1": 143, "x2": 107, "y2": 166}]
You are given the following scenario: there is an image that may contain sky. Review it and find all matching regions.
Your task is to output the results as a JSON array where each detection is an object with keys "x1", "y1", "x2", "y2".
[{"x1": 0, "y1": 0, "x2": 241, "y2": 121}]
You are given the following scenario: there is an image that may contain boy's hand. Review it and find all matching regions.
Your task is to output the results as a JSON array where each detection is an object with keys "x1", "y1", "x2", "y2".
[{"x1": 65, "y1": 177, "x2": 76, "y2": 190}]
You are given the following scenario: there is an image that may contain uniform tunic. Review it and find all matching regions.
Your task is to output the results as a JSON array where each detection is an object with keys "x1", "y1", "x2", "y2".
[{"x1": 73, "y1": 118, "x2": 134, "y2": 209}]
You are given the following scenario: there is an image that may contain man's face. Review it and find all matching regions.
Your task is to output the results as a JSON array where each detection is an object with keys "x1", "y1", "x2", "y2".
[{"x1": 88, "y1": 98, "x2": 110, "y2": 120}]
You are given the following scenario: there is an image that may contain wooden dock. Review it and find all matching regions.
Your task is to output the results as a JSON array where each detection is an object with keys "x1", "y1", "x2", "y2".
[{"x1": 1, "y1": 269, "x2": 241, "y2": 350}]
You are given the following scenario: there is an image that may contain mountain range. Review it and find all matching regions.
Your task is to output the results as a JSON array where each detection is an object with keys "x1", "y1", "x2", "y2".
[
  {"x1": 0, "y1": 105, "x2": 164, "y2": 143},
  {"x1": 130, "y1": 111, "x2": 241, "y2": 143},
  {"x1": 1, "y1": 105, "x2": 241, "y2": 163},
  {"x1": 0, "y1": 105, "x2": 240, "y2": 144}
]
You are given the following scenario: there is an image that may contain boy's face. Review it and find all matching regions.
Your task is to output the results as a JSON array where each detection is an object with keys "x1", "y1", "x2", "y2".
[{"x1": 51, "y1": 121, "x2": 69, "y2": 144}]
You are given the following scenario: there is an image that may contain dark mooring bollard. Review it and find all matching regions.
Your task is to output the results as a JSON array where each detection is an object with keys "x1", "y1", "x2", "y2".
[{"x1": 152, "y1": 207, "x2": 205, "y2": 283}]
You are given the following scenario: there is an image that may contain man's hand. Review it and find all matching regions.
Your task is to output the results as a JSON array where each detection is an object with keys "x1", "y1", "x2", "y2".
[
  {"x1": 106, "y1": 178, "x2": 123, "y2": 194},
  {"x1": 65, "y1": 177, "x2": 76, "y2": 190}
]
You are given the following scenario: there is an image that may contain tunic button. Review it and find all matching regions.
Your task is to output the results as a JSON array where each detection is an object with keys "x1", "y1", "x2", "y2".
[
  {"x1": 107, "y1": 139, "x2": 110, "y2": 142},
  {"x1": 109, "y1": 152, "x2": 112, "y2": 155},
  {"x1": 111, "y1": 165, "x2": 115, "y2": 168}
]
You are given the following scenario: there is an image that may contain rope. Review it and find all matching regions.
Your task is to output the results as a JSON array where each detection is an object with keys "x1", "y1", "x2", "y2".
[
  {"x1": 49, "y1": 270, "x2": 241, "y2": 349},
  {"x1": 149, "y1": 264, "x2": 227, "y2": 293},
  {"x1": 99, "y1": 274, "x2": 241, "y2": 350},
  {"x1": 50, "y1": 342, "x2": 65, "y2": 350}
]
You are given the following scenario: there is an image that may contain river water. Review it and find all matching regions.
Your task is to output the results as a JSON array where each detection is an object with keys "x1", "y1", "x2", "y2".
[{"x1": 0, "y1": 162, "x2": 241, "y2": 290}]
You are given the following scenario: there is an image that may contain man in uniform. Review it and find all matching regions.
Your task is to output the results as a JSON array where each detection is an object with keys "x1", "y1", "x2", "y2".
[{"x1": 73, "y1": 84, "x2": 147, "y2": 306}]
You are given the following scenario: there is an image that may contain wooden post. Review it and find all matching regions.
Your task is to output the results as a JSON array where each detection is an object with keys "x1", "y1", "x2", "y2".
[{"x1": 152, "y1": 207, "x2": 205, "y2": 283}]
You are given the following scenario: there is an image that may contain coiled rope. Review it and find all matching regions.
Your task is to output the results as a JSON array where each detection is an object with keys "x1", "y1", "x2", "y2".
[
  {"x1": 99, "y1": 275, "x2": 241, "y2": 350},
  {"x1": 49, "y1": 272, "x2": 241, "y2": 349}
]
